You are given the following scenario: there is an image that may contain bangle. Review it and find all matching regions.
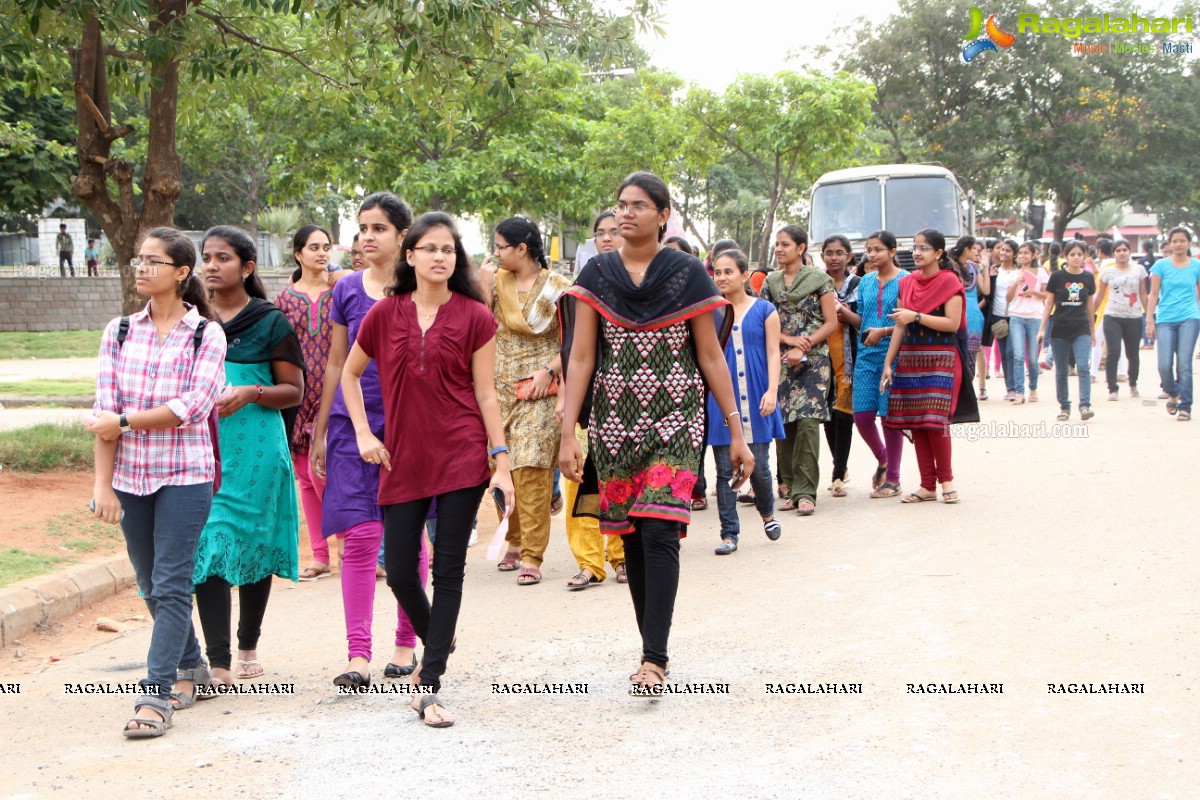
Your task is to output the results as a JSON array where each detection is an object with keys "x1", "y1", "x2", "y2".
[
  {"x1": 722, "y1": 409, "x2": 740, "y2": 427},
  {"x1": 254, "y1": 384, "x2": 265, "y2": 402},
  {"x1": 488, "y1": 445, "x2": 510, "y2": 458}
]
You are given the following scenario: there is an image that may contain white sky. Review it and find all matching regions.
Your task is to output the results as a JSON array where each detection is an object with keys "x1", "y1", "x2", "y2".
[{"x1": 636, "y1": 0, "x2": 902, "y2": 89}]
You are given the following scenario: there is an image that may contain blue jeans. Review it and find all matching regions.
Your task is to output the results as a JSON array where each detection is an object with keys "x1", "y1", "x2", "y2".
[
  {"x1": 115, "y1": 483, "x2": 211, "y2": 705},
  {"x1": 1050, "y1": 336, "x2": 1092, "y2": 411},
  {"x1": 712, "y1": 441, "x2": 774, "y2": 541},
  {"x1": 1008, "y1": 316, "x2": 1041, "y2": 394},
  {"x1": 1156, "y1": 318, "x2": 1200, "y2": 412}
]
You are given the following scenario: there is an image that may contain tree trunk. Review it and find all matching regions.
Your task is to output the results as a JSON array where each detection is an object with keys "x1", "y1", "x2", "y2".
[{"x1": 69, "y1": 1, "x2": 186, "y2": 315}]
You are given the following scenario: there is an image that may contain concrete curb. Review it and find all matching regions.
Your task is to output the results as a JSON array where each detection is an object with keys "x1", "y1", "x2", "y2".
[{"x1": 0, "y1": 553, "x2": 135, "y2": 647}]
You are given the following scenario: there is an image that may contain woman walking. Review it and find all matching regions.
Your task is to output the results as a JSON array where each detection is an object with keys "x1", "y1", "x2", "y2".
[
  {"x1": 193, "y1": 226, "x2": 303, "y2": 686},
  {"x1": 342, "y1": 211, "x2": 514, "y2": 727},
  {"x1": 709, "y1": 249, "x2": 784, "y2": 555},
  {"x1": 1145, "y1": 226, "x2": 1200, "y2": 421},
  {"x1": 760, "y1": 225, "x2": 837, "y2": 516},
  {"x1": 560, "y1": 211, "x2": 625, "y2": 589},
  {"x1": 950, "y1": 236, "x2": 988, "y2": 387},
  {"x1": 852, "y1": 231, "x2": 909, "y2": 499},
  {"x1": 882, "y1": 229, "x2": 977, "y2": 503},
  {"x1": 276, "y1": 224, "x2": 339, "y2": 580},
  {"x1": 559, "y1": 172, "x2": 753, "y2": 695},
  {"x1": 820, "y1": 235, "x2": 860, "y2": 498},
  {"x1": 311, "y1": 193, "x2": 430, "y2": 687},
  {"x1": 88, "y1": 227, "x2": 226, "y2": 737},
  {"x1": 482, "y1": 216, "x2": 571, "y2": 585},
  {"x1": 990, "y1": 239, "x2": 1021, "y2": 401},
  {"x1": 1038, "y1": 240, "x2": 1096, "y2": 421},
  {"x1": 1094, "y1": 239, "x2": 1146, "y2": 399},
  {"x1": 1005, "y1": 242, "x2": 1048, "y2": 404}
]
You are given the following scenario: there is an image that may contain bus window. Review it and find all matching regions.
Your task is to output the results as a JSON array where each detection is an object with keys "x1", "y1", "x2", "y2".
[
  {"x1": 884, "y1": 177, "x2": 961, "y2": 237},
  {"x1": 810, "y1": 180, "x2": 882, "y2": 242}
]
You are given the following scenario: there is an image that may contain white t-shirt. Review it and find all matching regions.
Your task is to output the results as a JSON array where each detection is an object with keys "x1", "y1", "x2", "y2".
[
  {"x1": 1098, "y1": 263, "x2": 1147, "y2": 318},
  {"x1": 1007, "y1": 267, "x2": 1049, "y2": 319},
  {"x1": 992, "y1": 268, "x2": 1020, "y2": 318}
]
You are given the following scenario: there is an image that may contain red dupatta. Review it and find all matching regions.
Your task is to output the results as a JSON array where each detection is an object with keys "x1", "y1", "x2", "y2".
[{"x1": 899, "y1": 269, "x2": 966, "y2": 329}]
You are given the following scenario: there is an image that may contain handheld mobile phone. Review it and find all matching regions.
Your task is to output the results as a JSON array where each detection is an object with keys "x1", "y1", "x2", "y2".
[
  {"x1": 491, "y1": 486, "x2": 506, "y2": 517},
  {"x1": 89, "y1": 498, "x2": 125, "y2": 521}
]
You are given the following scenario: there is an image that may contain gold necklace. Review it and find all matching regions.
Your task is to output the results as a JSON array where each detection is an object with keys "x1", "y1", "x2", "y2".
[{"x1": 415, "y1": 296, "x2": 449, "y2": 321}]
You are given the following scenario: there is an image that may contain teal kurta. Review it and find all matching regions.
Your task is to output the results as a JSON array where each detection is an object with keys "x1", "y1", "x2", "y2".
[{"x1": 193, "y1": 306, "x2": 300, "y2": 585}]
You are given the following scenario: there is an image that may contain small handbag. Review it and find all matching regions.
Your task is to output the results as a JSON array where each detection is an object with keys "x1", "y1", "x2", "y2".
[
  {"x1": 515, "y1": 376, "x2": 559, "y2": 400},
  {"x1": 990, "y1": 318, "x2": 1009, "y2": 338}
]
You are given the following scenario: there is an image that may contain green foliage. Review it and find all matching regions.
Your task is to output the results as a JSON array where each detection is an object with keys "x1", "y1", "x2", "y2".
[
  {"x1": 0, "y1": 548, "x2": 73, "y2": 588},
  {"x1": 0, "y1": 379, "x2": 95, "y2": 398},
  {"x1": 0, "y1": 87, "x2": 76, "y2": 230},
  {"x1": 0, "y1": 422, "x2": 94, "y2": 472}
]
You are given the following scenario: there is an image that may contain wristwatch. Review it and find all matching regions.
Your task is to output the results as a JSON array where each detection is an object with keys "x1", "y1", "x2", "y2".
[
  {"x1": 914, "y1": 312, "x2": 922, "y2": 325},
  {"x1": 545, "y1": 365, "x2": 557, "y2": 379},
  {"x1": 119, "y1": 413, "x2": 132, "y2": 433}
]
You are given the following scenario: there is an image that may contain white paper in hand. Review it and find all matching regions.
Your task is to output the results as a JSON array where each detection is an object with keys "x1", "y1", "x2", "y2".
[{"x1": 486, "y1": 508, "x2": 513, "y2": 561}]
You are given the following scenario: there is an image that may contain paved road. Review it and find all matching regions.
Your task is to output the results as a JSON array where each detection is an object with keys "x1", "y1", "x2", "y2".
[{"x1": 0, "y1": 375, "x2": 1195, "y2": 799}]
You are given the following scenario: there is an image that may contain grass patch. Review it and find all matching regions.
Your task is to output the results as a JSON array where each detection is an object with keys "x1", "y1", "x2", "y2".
[
  {"x1": 0, "y1": 330, "x2": 103, "y2": 359},
  {"x1": 0, "y1": 379, "x2": 95, "y2": 397},
  {"x1": 43, "y1": 511, "x2": 121, "y2": 554},
  {"x1": 0, "y1": 547, "x2": 75, "y2": 588},
  {"x1": 0, "y1": 423, "x2": 93, "y2": 472}
]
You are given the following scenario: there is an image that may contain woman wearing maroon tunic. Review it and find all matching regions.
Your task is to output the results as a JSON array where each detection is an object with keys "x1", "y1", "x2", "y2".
[
  {"x1": 342, "y1": 211, "x2": 513, "y2": 728},
  {"x1": 882, "y1": 229, "x2": 978, "y2": 504}
]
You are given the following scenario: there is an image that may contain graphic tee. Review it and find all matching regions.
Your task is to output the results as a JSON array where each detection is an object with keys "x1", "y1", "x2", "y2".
[{"x1": 1046, "y1": 269, "x2": 1096, "y2": 340}]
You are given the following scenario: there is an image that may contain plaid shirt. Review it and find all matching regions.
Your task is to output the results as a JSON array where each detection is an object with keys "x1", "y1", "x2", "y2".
[{"x1": 94, "y1": 304, "x2": 227, "y2": 496}]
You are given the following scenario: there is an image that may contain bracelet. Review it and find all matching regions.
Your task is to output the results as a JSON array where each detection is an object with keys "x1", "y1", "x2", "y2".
[
  {"x1": 488, "y1": 445, "x2": 510, "y2": 458},
  {"x1": 546, "y1": 365, "x2": 557, "y2": 379},
  {"x1": 254, "y1": 384, "x2": 265, "y2": 402},
  {"x1": 722, "y1": 409, "x2": 741, "y2": 427}
]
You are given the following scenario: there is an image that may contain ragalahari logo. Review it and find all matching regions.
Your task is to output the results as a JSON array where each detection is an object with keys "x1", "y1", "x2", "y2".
[{"x1": 962, "y1": 7, "x2": 1016, "y2": 62}]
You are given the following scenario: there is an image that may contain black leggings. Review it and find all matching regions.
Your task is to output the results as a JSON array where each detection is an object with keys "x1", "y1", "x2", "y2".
[
  {"x1": 622, "y1": 517, "x2": 681, "y2": 669},
  {"x1": 1103, "y1": 316, "x2": 1141, "y2": 392},
  {"x1": 194, "y1": 575, "x2": 273, "y2": 670},
  {"x1": 822, "y1": 408, "x2": 854, "y2": 482},
  {"x1": 382, "y1": 480, "x2": 488, "y2": 693}
]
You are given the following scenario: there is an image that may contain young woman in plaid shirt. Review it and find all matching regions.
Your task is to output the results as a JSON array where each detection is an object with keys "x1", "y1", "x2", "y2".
[{"x1": 88, "y1": 227, "x2": 227, "y2": 738}]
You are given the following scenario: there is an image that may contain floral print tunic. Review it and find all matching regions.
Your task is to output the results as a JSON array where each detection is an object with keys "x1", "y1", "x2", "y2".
[{"x1": 760, "y1": 267, "x2": 834, "y2": 424}]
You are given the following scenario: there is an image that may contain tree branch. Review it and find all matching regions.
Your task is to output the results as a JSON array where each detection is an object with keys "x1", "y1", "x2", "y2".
[{"x1": 193, "y1": 7, "x2": 350, "y2": 89}]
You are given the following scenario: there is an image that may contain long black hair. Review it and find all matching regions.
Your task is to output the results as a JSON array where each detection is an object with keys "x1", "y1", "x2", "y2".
[
  {"x1": 360, "y1": 192, "x2": 414, "y2": 233},
  {"x1": 495, "y1": 216, "x2": 549, "y2": 269},
  {"x1": 203, "y1": 225, "x2": 266, "y2": 300},
  {"x1": 144, "y1": 226, "x2": 214, "y2": 321},
  {"x1": 593, "y1": 210, "x2": 616, "y2": 232},
  {"x1": 391, "y1": 212, "x2": 486, "y2": 304},
  {"x1": 290, "y1": 224, "x2": 332, "y2": 282},
  {"x1": 665, "y1": 236, "x2": 695, "y2": 256},
  {"x1": 949, "y1": 235, "x2": 976, "y2": 265},
  {"x1": 863, "y1": 229, "x2": 901, "y2": 275}
]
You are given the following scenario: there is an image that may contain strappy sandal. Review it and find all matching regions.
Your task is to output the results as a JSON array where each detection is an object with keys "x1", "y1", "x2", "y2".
[
  {"x1": 1167, "y1": 397, "x2": 1179, "y2": 415},
  {"x1": 1179, "y1": 410, "x2": 1192, "y2": 421},
  {"x1": 629, "y1": 660, "x2": 671, "y2": 681},
  {"x1": 496, "y1": 549, "x2": 520, "y2": 571},
  {"x1": 795, "y1": 497, "x2": 815, "y2": 516},
  {"x1": 901, "y1": 490, "x2": 937, "y2": 503},
  {"x1": 1080, "y1": 406, "x2": 1094, "y2": 421},
  {"x1": 629, "y1": 661, "x2": 667, "y2": 697},
  {"x1": 941, "y1": 490, "x2": 961, "y2": 504},
  {"x1": 413, "y1": 693, "x2": 455, "y2": 728},
  {"x1": 566, "y1": 570, "x2": 598, "y2": 590},
  {"x1": 614, "y1": 563, "x2": 628, "y2": 584},
  {"x1": 123, "y1": 700, "x2": 173, "y2": 739},
  {"x1": 871, "y1": 482, "x2": 901, "y2": 499},
  {"x1": 517, "y1": 565, "x2": 542, "y2": 586},
  {"x1": 690, "y1": 497, "x2": 708, "y2": 511},
  {"x1": 830, "y1": 479, "x2": 847, "y2": 498},
  {"x1": 777, "y1": 483, "x2": 789, "y2": 499},
  {"x1": 778, "y1": 499, "x2": 797, "y2": 511},
  {"x1": 871, "y1": 465, "x2": 886, "y2": 490},
  {"x1": 299, "y1": 562, "x2": 331, "y2": 581},
  {"x1": 236, "y1": 660, "x2": 264, "y2": 680},
  {"x1": 169, "y1": 662, "x2": 212, "y2": 710},
  {"x1": 1057, "y1": 410, "x2": 1070, "y2": 421}
]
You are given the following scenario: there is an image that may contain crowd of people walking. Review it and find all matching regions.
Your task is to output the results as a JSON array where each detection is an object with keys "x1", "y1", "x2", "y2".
[{"x1": 86, "y1": 173, "x2": 1200, "y2": 737}]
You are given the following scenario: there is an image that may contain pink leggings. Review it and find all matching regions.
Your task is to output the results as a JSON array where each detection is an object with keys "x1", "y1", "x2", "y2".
[
  {"x1": 852, "y1": 411, "x2": 905, "y2": 485},
  {"x1": 339, "y1": 520, "x2": 429, "y2": 661},
  {"x1": 293, "y1": 452, "x2": 338, "y2": 564}
]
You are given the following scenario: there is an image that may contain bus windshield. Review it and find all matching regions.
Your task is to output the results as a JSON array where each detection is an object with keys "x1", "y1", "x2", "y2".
[
  {"x1": 810, "y1": 180, "x2": 881, "y2": 243},
  {"x1": 884, "y1": 177, "x2": 961, "y2": 238}
]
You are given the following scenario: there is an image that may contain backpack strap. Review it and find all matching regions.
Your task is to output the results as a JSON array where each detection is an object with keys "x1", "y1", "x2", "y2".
[
  {"x1": 116, "y1": 316, "x2": 131, "y2": 349},
  {"x1": 193, "y1": 318, "x2": 207, "y2": 354}
]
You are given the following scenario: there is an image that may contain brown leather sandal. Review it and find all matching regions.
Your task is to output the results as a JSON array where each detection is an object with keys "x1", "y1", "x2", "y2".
[{"x1": 629, "y1": 661, "x2": 666, "y2": 697}]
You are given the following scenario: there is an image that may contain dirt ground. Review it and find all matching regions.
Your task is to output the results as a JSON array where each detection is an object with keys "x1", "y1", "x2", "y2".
[
  {"x1": 0, "y1": 471, "x2": 118, "y2": 560},
  {"x1": 0, "y1": 373, "x2": 1196, "y2": 799}
]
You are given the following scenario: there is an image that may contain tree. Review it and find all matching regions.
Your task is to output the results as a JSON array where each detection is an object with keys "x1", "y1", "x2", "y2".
[
  {"x1": 0, "y1": 86, "x2": 76, "y2": 231},
  {"x1": 683, "y1": 71, "x2": 874, "y2": 262},
  {"x1": 1080, "y1": 201, "x2": 1125, "y2": 237},
  {"x1": 6, "y1": 0, "x2": 659, "y2": 312}
]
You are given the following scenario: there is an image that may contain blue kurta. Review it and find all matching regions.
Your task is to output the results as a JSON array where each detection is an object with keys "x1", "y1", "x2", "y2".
[
  {"x1": 852, "y1": 270, "x2": 909, "y2": 415},
  {"x1": 708, "y1": 299, "x2": 785, "y2": 446}
]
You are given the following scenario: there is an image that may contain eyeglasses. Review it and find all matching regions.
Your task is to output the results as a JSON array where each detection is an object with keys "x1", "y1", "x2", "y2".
[
  {"x1": 413, "y1": 245, "x2": 456, "y2": 256},
  {"x1": 493, "y1": 243, "x2": 514, "y2": 252},
  {"x1": 615, "y1": 202, "x2": 659, "y2": 215},
  {"x1": 129, "y1": 256, "x2": 178, "y2": 269},
  {"x1": 911, "y1": 245, "x2": 935, "y2": 252},
  {"x1": 823, "y1": 249, "x2": 849, "y2": 257},
  {"x1": 594, "y1": 230, "x2": 623, "y2": 240}
]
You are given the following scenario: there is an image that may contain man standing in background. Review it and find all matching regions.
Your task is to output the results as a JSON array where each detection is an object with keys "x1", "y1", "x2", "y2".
[{"x1": 56, "y1": 223, "x2": 74, "y2": 277}]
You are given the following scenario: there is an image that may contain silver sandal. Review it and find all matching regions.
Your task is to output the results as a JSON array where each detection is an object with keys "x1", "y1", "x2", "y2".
[
  {"x1": 169, "y1": 662, "x2": 212, "y2": 710},
  {"x1": 123, "y1": 699, "x2": 174, "y2": 739}
]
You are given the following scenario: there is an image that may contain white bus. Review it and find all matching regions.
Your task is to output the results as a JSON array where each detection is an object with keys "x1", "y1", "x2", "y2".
[{"x1": 808, "y1": 164, "x2": 974, "y2": 269}]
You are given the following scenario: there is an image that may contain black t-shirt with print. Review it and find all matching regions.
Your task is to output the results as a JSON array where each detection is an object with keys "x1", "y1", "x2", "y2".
[{"x1": 1046, "y1": 269, "x2": 1095, "y2": 340}]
